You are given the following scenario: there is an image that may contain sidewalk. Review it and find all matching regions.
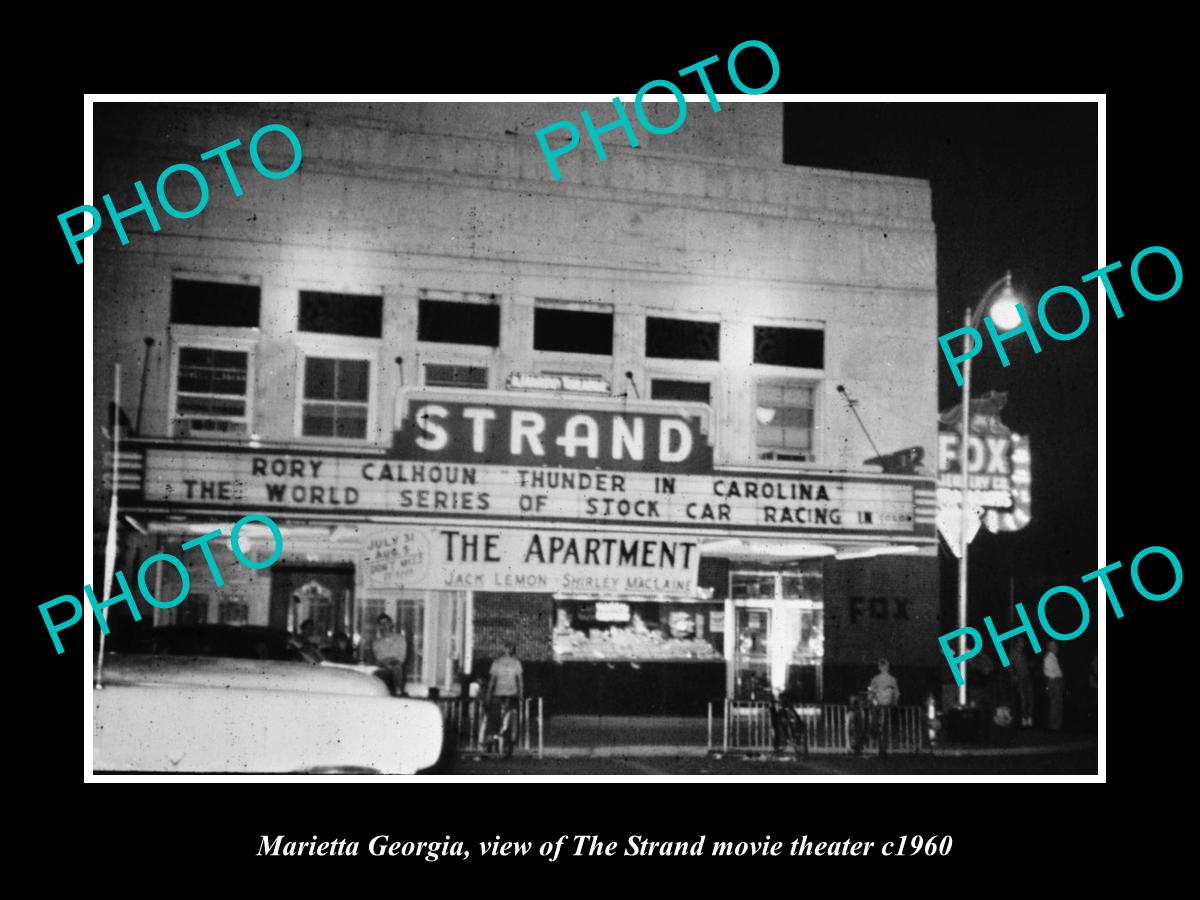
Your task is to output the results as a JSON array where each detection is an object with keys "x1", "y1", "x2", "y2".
[
  {"x1": 932, "y1": 729, "x2": 1096, "y2": 757},
  {"x1": 542, "y1": 716, "x2": 713, "y2": 757},
  {"x1": 537, "y1": 715, "x2": 1095, "y2": 758}
]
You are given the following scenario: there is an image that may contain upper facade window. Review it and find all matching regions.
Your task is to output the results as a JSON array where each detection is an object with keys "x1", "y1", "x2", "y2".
[
  {"x1": 418, "y1": 298, "x2": 500, "y2": 347},
  {"x1": 169, "y1": 278, "x2": 259, "y2": 439},
  {"x1": 171, "y1": 280, "x2": 260, "y2": 328},
  {"x1": 423, "y1": 363, "x2": 489, "y2": 390},
  {"x1": 755, "y1": 382, "x2": 816, "y2": 462},
  {"x1": 173, "y1": 346, "x2": 252, "y2": 438},
  {"x1": 301, "y1": 356, "x2": 371, "y2": 439},
  {"x1": 651, "y1": 378, "x2": 711, "y2": 404},
  {"x1": 753, "y1": 325, "x2": 824, "y2": 369},
  {"x1": 646, "y1": 316, "x2": 720, "y2": 361},
  {"x1": 534, "y1": 303, "x2": 613, "y2": 355},
  {"x1": 299, "y1": 291, "x2": 383, "y2": 338}
]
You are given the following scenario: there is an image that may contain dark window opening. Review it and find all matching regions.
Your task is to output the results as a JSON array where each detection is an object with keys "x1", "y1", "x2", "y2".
[
  {"x1": 171, "y1": 280, "x2": 260, "y2": 328},
  {"x1": 650, "y1": 379, "x2": 711, "y2": 404},
  {"x1": 753, "y1": 326, "x2": 824, "y2": 368},
  {"x1": 299, "y1": 291, "x2": 383, "y2": 338},
  {"x1": 534, "y1": 307, "x2": 613, "y2": 355},
  {"x1": 424, "y1": 364, "x2": 489, "y2": 389},
  {"x1": 646, "y1": 317, "x2": 720, "y2": 361},
  {"x1": 418, "y1": 300, "x2": 500, "y2": 346}
]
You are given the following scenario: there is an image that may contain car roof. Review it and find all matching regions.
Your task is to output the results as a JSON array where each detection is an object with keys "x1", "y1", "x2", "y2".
[
  {"x1": 108, "y1": 623, "x2": 323, "y2": 663},
  {"x1": 149, "y1": 624, "x2": 292, "y2": 638},
  {"x1": 101, "y1": 655, "x2": 390, "y2": 698}
]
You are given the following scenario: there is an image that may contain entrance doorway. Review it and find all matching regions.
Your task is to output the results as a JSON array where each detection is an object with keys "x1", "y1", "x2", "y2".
[
  {"x1": 360, "y1": 589, "x2": 468, "y2": 694},
  {"x1": 268, "y1": 565, "x2": 355, "y2": 648},
  {"x1": 729, "y1": 567, "x2": 825, "y2": 701}
]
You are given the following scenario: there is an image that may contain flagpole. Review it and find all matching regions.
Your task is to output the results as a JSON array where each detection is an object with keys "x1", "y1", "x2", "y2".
[{"x1": 95, "y1": 363, "x2": 120, "y2": 687}]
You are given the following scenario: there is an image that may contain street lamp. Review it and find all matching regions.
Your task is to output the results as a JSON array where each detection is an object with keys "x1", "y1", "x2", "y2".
[{"x1": 956, "y1": 272, "x2": 1021, "y2": 706}]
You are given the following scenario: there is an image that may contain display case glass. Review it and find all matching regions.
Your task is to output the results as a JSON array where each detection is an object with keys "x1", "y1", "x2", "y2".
[{"x1": 552, "y1": 599, "x2": 723, "y2": 661}]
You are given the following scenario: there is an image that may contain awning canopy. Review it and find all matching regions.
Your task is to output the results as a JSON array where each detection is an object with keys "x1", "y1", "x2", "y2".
[
  {"x1": 698, "y1": 539, "x2": 837, "y2": 562},
  {"x1": 699, "y1": 538, "x2": 924, "y2": 563},
  {"x1": 553, "y1": 587, "x2": 715, "y2": 603}
]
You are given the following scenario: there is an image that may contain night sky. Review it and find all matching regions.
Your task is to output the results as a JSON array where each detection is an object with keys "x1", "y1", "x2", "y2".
[{"x1": 782, "y1": 103, "x2": 1099, "y2": 647}]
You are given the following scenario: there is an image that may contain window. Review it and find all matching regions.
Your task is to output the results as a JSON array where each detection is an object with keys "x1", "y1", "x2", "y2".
[
  {"x1": 753, "y1": 325, "x2": 824, "y2": 368},
  {"x1": 360, "y1": 592, "x2": 451, "y2": 688},
  {"x1": 299, "y1": 291, "x2": 383, "y2": 338},
  {"x1": 646, "y1": 317, "x2": 720, "y2": 361},
  {"x1": 302, "y1": 357, "x2": 370, "y2": 439},
  {"x1": 534, "y1": 306, "x2": 613, "y2": 355},
  {"x1": 165, "y1": 594, "x2": 209, "y2": 626},
  {"x1": 423, "y1": 363, "x2": 489, "y2": 389},
  {"x1": 552, "y1": 599, "x2": 722, "y2": 662},
  {"x1": 219, "y1": 598, "x2": 249, "y2": 626},
  {"x1": 418, "y1": 299, "x2": 500, "y2": 346},
  {"x1": 396, "y1": 597, "x2": 425, "y2": 682},
  {"x1": 755, "y1": 383, "x2": 816, "y2": 461},
  {"x1": 175, "y1": 347, "x2": 250, "y2": 436},
  {"x1": 651, "y1": 379, "x2": 711, "y2": 403},
  {"x1": 171, "y1": 280, "x2": 260, "y2": 328}
]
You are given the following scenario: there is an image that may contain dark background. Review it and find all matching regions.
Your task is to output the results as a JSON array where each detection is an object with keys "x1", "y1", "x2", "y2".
[
  {"x1": 22, "y1": 27, "x2": 1185, "y2": 881},
  {"x1": 784, "y1": 102, "x2": 1100, "y2": 681}
]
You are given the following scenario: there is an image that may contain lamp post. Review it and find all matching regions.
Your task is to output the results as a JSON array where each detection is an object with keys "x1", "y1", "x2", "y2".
[{"x1": 957, "y1": 272, "x2": 1022, "y2": 706}]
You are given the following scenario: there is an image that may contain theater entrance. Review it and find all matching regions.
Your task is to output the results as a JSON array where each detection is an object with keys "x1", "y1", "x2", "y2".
[
  {"x1": 268, "y1": 565, "x2": 355, "y2": 647},
  {"x1": 729, "y1": 567, "x2": 825, "y2": 701}
]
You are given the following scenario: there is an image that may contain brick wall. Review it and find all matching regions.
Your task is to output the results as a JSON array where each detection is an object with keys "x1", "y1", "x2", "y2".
[{"x1": 472, "y1": 591, "x2": 554, "y2": 663}]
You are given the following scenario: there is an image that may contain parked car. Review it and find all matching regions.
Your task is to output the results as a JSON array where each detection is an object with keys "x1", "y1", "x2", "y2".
[
  {"x1": 95, "y1": 629, "x2": 448, "y2": 774},
  {"x1": 109, "y1": 624, "x2": 323, "y2": 663},
  {"x1": 108, "y1": 624, "x2": 392, "y2": 686}
]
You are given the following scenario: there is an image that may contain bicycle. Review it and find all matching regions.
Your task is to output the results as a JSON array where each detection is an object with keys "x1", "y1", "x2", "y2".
[
  {"x1": 846, "y1": 692, "x2": 869, "y2": 755},
  {"x1": 868, "y1": 699, "x2": 893, "y2": 759},
  {"x1": 478, "y1": 695, "x2": 520, "y2": 759},
  {"x1": 770, "y1": 691, "x2": 809, "y2": 757}
]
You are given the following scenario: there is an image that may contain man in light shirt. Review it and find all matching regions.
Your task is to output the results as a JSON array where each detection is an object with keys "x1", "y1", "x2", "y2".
[
  {"x1": 487, "y1": 642, "x2": 524, "y2": 706},
  {"x1": 368, "y1": 613, "x2": 408, "y2": 696},
  {"x1": 483, "y1": 642, "x2": 524, "y2": 751},
  {"x1": 867, "y1": 658, "x2": 900, "y2": 758},
  {"x1": 1043, "y1": 640, "x2": 1064, "y2": 731}
]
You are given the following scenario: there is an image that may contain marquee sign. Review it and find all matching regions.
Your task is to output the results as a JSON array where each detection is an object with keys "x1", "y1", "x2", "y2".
[
  {"x1": 356, "y1": 525, "x2": 702, "y2": 595},
  {"x1": 135, "y1": 447, "x2": 929, "y2": 538},
  {"x1": 119, "y1": 390, "x2": 936, "y2": 541},
  {"x1": 391, "y1": 389, "x2": 714, "y2": 473}
]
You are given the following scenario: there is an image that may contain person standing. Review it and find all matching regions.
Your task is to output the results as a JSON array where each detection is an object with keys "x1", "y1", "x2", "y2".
[
  {"x1": 298, "y1": 619, "x2": 318, "y2": 648},
  {"x1": 484, "y1": 642, "x2": 524, "y2": 750},
  {"x1": 1043, "y1": 640, "x2": 1065, "y2": 731},
  {"x1": 1010, "y1": 642, "x2": 1035, "y2": 728},
  {"x1": 367, "y1": 613, "x2": 408, "y2": 696},
  {"x1": 867, "y1": 658, "x2": 900, "y2": 758}
]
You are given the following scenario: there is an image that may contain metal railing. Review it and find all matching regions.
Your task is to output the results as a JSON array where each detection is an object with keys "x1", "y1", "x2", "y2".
[
  {"x1": 710, "y1": 700, "x2": 925, "y2": 754},
  {"x1": 434, "y1": 696, "x2": 544, "y2": 758}
]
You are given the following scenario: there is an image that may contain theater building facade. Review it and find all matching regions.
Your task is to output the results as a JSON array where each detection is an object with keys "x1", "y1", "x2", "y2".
[{"x1": 94, "y1": 101, "x2": 941, "y2": 713}]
